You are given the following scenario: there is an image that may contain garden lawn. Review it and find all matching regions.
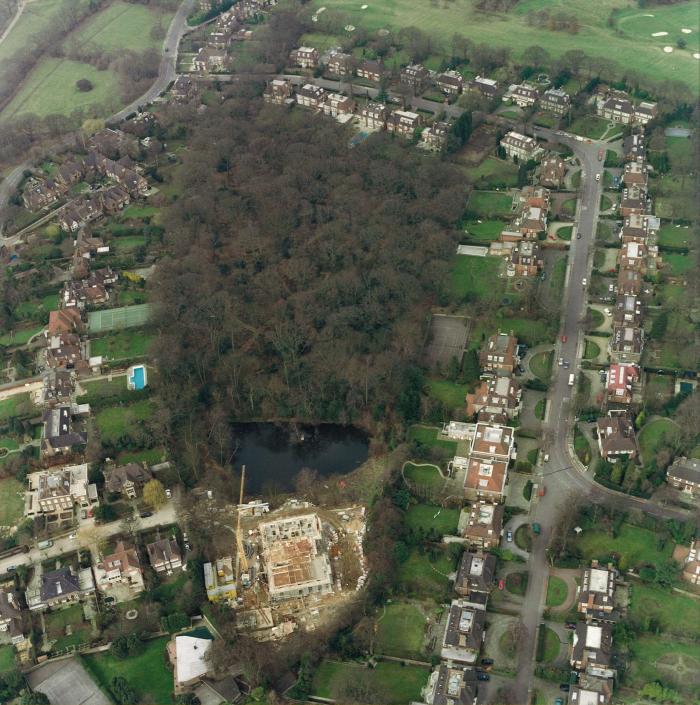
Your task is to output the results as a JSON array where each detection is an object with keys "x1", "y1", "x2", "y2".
[
  {"x1": 663, "y1": 253, "x2": 693, "y2": 277},
  {"x1": 463, "y1": 219, "x2": 503, "y2": 241},
  {"x1": 312, "y1": 660, "x2": 429, "y2": 703},
  {"x1": 0, "y1": 325, "x2": 44, "y2": 347},
  {"x1": 2, "y1": 58, "x2": 122, "y2": 120},
  {"x1": 560, "y1": 198, "x2": 577, "y2": 216},
  {"x1": 408, "y1": 426, "x2": 458, "y2": 453},
  {"x1": 117, "y1": 447, "x2": 166, "y2": 465},
  {"x1": 568, "y1": 115, "x2": 610, "y2": 139},
  {"x1": 0, "y1": 437, "x2": 19, "y2": 451},
  {"x1": 449, "y1": 255, "x2": 504, "y2": 301},
  {"x1": 467, "y1": 191, "x2": 513, "y2": 218},
  {"x1": 583, "y1": 339, "x2": 600, "y2": 360},
  {"x1": 0, "y1": 477, "x2": 24, "y2": 531},
  {"x1": 427, "y1": 379, "x2": 469, "y2": 408},
  {"x1": 0, "y1": 394, "x2": 32, "y2": 421},
  {"x1": 78, "y1": 375, "x2": 129, "y2": 402},
  {"x1": 405, "y1": 503, "x2": 460, "y2": 535},
  {"x1": 505, "y1": 571, "x2": 528, "y2": 596},
  {"x1": 90, "y1": 329, "x2": 153, "y2": 360},
  {"x1": 629, "y1": 584, "x2": 700, "y2": 638},
  {"x1": 545, "y1": 576, "x2": 568, "y2": 607},
  {"x1": 95, "y1": 399, "x2": 155, "y2": 443},
  {"x1": 83, "y1": 635, "x2": 172, "y2": 705},
  {"x1": 14, "y1": 292, "x2": 59, "y2": 320},
  {"x1": 121, "y1": 204, "x2": 160, "y2": 220},
  {"x1": 557, "y1": 225, "x2": 573, "y2": 241},
  {"x1": 404, "y1": 463, "x2": 445, "y2": 493},
  {"x1": 398, "y1": 548, "x2": 455, "y2": 597},
  {"x1": 112, "y1": 235, "x2": 148, "y2": 253},
  {"x1": 0, "y1": 645, "x2": 15, "y2": 673},
  {"x1": 470, "y1": 157, "x2": 519, "y2": 189},
  {"x1": 627, "y1": 635, "x2": 700, "y2": 696},
  {"x1": 574, "y1": 523, "x2": 673, "y2": 570},
  {"x1": 469, "y1": 315, "x2": 552, "y2": 349},
  {"x1": 537, "y1": 626, "x2": 560, "y2": 663},
  {"x1": 638, "y1": 419, "x2": 680, "y2": 462},
  {"x1": 375, "y1": 602, "x2": 426, "y2": 659},
  {"x1": 587, "y1": 307, "x2": 605, "y2": 330},
  {"x1": 600, "y1": 194, "x2": 613, "y2": 211},
  {"x1": 530, "y1": 351, "x2": 553, "y2": 381},
  {"x1": 657, "y1": 225, "x2": 692, "y2": 248}
]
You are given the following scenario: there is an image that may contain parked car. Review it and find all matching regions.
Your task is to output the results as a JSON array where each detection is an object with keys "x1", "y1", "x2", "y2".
[
  {"x1": 68, "y1": 533, "x2": 77, "y2": 540},
  {"x1": 498, "y1": 579, "x2": 505, "y2": 590},
  {"x1": 576, "y1": 232, "x2": 582, "y2": 239},
  {"x1": 480, "y1": 658, "x2": 494, "y2": 666},
  {"x1": 556, "y1": 699, "x2": 565, "y2": 705},
  {"x1": 506, "y1": 530, "x2": 513, "y2": 542},
  {"x1": 604, "y1": 307, "x2": 612, "y2": 316},
  {"x1": 477, "y1": 673, "x2": 490, "y2": 681},
  {"x1": 582, "y1": 277, "x2": 587, "y2": 286},
  {"x1": 165, "y1": 488, "x2": 172, "y2": 499},
  {"x1": 565, "y1": 622, "x2": 577, "y2": 630},
  {"x1": 559, "y1": 684, "x2": 570, "y2": 692},
  {"x1": 561, "y1": 335, "x2": 567, "y2": 343},
  {"x1": 558, "y1": 357, "x2": 564, "y2": 366},
  {"x1": 139, "y1": 511, "x2": 153, "y2": 519},
  {"x1": 563, "y1": 361, "x2": 570, "y2": 369},
  {"x1": 538, "y1": 485, "x2": 546, "y2": 497},
  {"x1": 595, "y1": 173, "x2": 601, "y2": 182}
]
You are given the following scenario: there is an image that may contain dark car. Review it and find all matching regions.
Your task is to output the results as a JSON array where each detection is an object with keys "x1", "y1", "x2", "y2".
[
  {"x1": 480, "y1": 658, "x2": 494, "y2": 666},
  {"x1": 576, "y1": 233, "x2": 582, "y2": 239},
  {"x1": 565, "y1": 622, "x2": 577, "y2": 630},
  {"x1": 560, "y1": 684, "x2": 570, "y2": 692},
  {"x1": 139, "y1": 511, "x2": 153, "y2": 519},
  {"x1": 477, "y1": 673, "x2": 490, "y2": 681}
]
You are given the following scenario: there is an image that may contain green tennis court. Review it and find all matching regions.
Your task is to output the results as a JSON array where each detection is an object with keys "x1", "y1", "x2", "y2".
[{"x1": 88, "y1": 304, "x2": 152, "y2": 333}]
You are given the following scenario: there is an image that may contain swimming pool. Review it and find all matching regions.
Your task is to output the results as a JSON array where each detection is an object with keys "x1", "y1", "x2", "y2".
[{"x1": 127, "y1": 365, "x2": 147, "y2": 390}]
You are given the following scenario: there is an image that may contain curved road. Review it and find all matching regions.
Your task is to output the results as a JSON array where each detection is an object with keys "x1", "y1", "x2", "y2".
[{"x1": 0, "y1": 0, "x2": 195, "y2": 233}]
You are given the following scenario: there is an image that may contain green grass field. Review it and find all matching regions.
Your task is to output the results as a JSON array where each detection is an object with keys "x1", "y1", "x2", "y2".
[
  {"x1": 78, "y1": 375, "x2": 129, "y2": 402},
  {"x1": 0, "y1": 394, "x2": 33, "y2": 421},
  {"x1": 408, "y1": 425, "x2": 458, "y2": 453},
  {"x1": 88, "y1": 303, "x2": 152, "y2": 332},
  {"x1": 629, "y1": 584, "x2": 700, "y2": 638},
  {"x1": 375, "y1": 602, "x2": 427, "y2": 659},
  {"x1": 537, "y1": 626, "x2": 561, "y2": 663},
  {"x1": 467, "y1": 191, "x2": 513, "y2": 218},
  {"x1": 404, "y1": 463, "x2": 445, "y2": 492},
  {"x1": 568, "y1": 114, "x2": 611, "y2": 140},
  {"x1": 663, "y1": 253, "x2": 693, "y2": 276},
  {"x1": 3, "y1": 58, "x2": 122, "y2": 120},
  {"x1": 638, "y1": 418, "x2": 680, "y2": 462},
  {"x1": 95, "y1": 399, "x2": 155, "y2": 442},
  {"x1": 427, "y1": 379, "x2": 469, "y2": 408},
  {"x1": 83, "y1": 635, "x2": 173, "y2": 705},
  {"x1": 449, "y1": 255, "x2": 504, "y2": 301},
  {"x1": 583, "y1": 339, "x2": 601, "y2": 360},
  {"x1": 470, "y1": 157, "x2": 519, "y2": 189},
  {"x1": 0, "y1": 645, "x2": 15, "y2": 673},
  {"x1": 627, "y1": 636, "x2": 700, "y2": 696},
  {"x1": 657, "y1": 224, "x2": 692, "y2": 248},
  {"x1": 312, "y1": 660, "x2": 429, "y2": 703},
  {"x1": 463, "y1": 219, "x2": 504, "y2": 241},
  {"x1": 309, "y1": 0, "x2": 699, "y2": 88},
  {"x1": 530, "y1": 351, "x2": 553, "y2": 381},
  {"x1": 505, "y1": 571, "x2": 528, "y2": 596},
  {"x1": 545, "y1": 576, "x2": 568, "y2": 607},
  {"x1": 117, "y1": 447, "x2": 166, "y2": 465},
  {"x1": 574, "y1": 523, "x2": 673, "y2": 570},
  {"x1": 0, "y1": 324, "x2": 45, "y2": 347},
  {"x1": 469, "y1": 315, "x2": 552, "y2": 348},
  {"x1": 90, "y1": 328, "x2": 153, "y2": 360},
  {"x1": 0, "y1": 477, "x2": 24, "y2": 531},
  {"x1": 14, "y1": 292, "x2": 59, "y2": 320},
  {"x1": 405, "y1": 503, "x2": 460, "y2": 535},
  {"x1": 398, "y1": 548, "x2": 455, "y2": 597}
]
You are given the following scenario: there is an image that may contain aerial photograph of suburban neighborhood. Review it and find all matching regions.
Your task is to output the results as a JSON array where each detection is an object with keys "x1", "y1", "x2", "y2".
[{"x1": 0, "y1": 0, "x2": 697, "y2": 703}]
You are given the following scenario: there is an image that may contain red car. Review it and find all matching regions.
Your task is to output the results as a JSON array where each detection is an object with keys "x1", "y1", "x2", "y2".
[
  {"x1": 539, "y1": 485, "x2": 546, "y2": 497},
  {"x1": 561, "y1": 335, "x2": 568, "y2": 343},
  {"x1": 498, "y1": 579, "x2": 505, "y2": 590}
]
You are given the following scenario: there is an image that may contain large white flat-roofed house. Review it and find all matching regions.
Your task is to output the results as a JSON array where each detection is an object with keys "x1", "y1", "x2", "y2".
[
  {"x1": 259, "y1": 513, "x2": 333, "y2": 601},
  {"x1": 578, "y1": 560, "x2": 616, "y2": 617},
  {"x1": 25, "y1": 464, "x2": 98, "y2": 518}
]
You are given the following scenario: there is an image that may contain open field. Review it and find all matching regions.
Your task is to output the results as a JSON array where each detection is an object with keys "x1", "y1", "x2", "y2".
[
  {"x1": 404, "y1": 463, "x2": 445, "y2": 493},
  {"x1": 467, "y1": 191, "x2": 513, "y2": 218},
  {"x1": 398, "y1": 548, "x2": 455, "y2": 597},
  {"x1": 309, "y1": 0, "x2": 700, "y2": 88},
  {"x1": 657, "y1": 224, "x2": 692, "y2": 248},
  {"x1": 449, "y1": 255, "x2": 504, "y2": 301},
  {"x1": 405, "y1": 503, "x2": 460, "y2": 535},
  {"x1": 2, "y1": 58, "x2": 122, "y2": 120},
  {"x1": 426, "y1": 378, "x2": 469, "y2": 408},
  {"x1": 0, "y1": 477, "x2": 25, "y2": 531},
  {"x1": 663, "y1": 252, "x2": 693, "y2": 276},
  {"x1": 375, "y1": 602, "x2": 427, "y2": 659},
  {"x1": 627, "y1": 635, "x2": 700, "y2": 696},
  {"x1": 0, "y1": 645, "x2": 15, "y2": 673},
  {"x1": 470, "y1": 157, "x2": 519, "y2": 189},
  {"x1": 312, "y1": 660, "x2": 429, "y2": 703},
  {"x1": 117, "y1": 447, "x2": 166, "y2": 465},
  {"x1": 463, "y1": 219, "x2": 503, "y2": 241},
  {"x1": 408, "y1": 425, "x2": 458, "y2": 453},
  {"x1": 90, "y1": 328, "x2": 153, "y2": 360},
  {"x1": 0, "y1": 324, "x2": 44, "y2": 347},
  {"x1": 638, "y1": 418, "x2": 680, "y2": 462},
  {"x1": 0, "y1": 393, "x2": 33, "y2": 421},
  {"x1": 574, "y1": 523, "x2": 673, "y2": 570},
  {"x1": 78, "y1": 375, "x2": 129, "y2": 402},
  {"x1": 629, "y1": 584, "x2": 700, "y2": 638},
  {"x1": 95, "y1": 399, "x2": 155, "y2": 442},
  {"x1": 83, "y1": 635, "x2": 172, "y2": 705}
]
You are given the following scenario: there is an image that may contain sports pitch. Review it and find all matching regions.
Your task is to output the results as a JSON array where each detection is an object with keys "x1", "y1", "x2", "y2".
[{"x1": 88, "y1": 303, "x2": 152, "y2": 333}]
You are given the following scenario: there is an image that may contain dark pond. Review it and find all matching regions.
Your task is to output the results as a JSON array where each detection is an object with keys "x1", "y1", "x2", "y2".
[{"x1": 230, "y1": 423, "x2": 369, "y2": 493}]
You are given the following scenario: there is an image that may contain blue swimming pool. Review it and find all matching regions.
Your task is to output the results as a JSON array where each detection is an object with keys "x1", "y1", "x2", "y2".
[{"x1": 128, "y1": 365, "x2": 147, "y2": 390}]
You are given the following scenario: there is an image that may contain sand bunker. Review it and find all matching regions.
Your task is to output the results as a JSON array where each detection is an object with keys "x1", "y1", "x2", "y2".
[
  {"x1": 694, "y1": 53, "x2": 700, "y2": 59},
  {"x1": 345, "y1": 24, "x2": 355, "y2": 31},
  {"x1": 642, "y1": 13, "x2": 654, "y2": 17},
  {"x1": 663, "y1": 46, "x2": 673, "y2": 53},
  {"x1": 652, "y1": 31, "x2": 668, "y2": 37},
  {"x1": 681, "y1": 28, "x2": 692, "y2": 34},
  {"x1": 361, "y1": 3, "x2": 368, "y2": 8},
  {"x1": 377, "y1": 28, "x2": 389, "y2": 36}
]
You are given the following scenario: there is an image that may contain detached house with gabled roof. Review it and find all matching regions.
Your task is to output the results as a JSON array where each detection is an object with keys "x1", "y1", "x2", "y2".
[
  {"x1": 623, "y1": 133, "x2": 646, "y2": 163},
  {"x1": 598, "y1": 95, "x2": 635, "y2": 124},
  {"x1": 321, "y1": 93, "x2": 355, "y2": 118},
  {"x1": 263, "y1": 78, "x2": 293, "y2": 105},
  {"x1": 666, "y1": 457, "x2": 700, "y2": 497},
  {"x1": 466, "y1": 376, "x2": 522, "y2": 422},
  {"x1": 462, "y1": 501, "x2": 503, "y2": 550},
  {"x1": 454, "y1": 551, "x2": 496, "y2": 600},
  {"x1": 386, "y1": 110, "x2": 421, "y2": 138},
  {"x1": 505, "y1": 82, "x2": 539, "y2": 107},
  {"x1": 104, "y1": 462, "x2": 153, "y2": 499},
  {"x1": 421, "y1": 121, "x2": 450, "y2": 151},
  {"x1": 570, "y1": 622, "x2": 613, "y2": 672},
  {"x1": 501, "y1": 131, "x2": 543, "y2": 162},
  {"x1": 355, "y1": 59, "x2": 386, "y2": 83},
  {"x1": 400, "y1": 63, "x2": 430, "y2": 92},
  {"x1": 289, "y1": 46, "x2": 319, "y2": 69},
  {"x1": 468, "y1": 75, "x2": 498, "y2": 97},
  {"x1": 441, "y1": 599, "x2": 486, "y2": 664},
  {"x1": 596, "y1": 414, "x2": 638, "y2": 461},
  {"x1": 540, "y1": 87, "x2": 570, "y2": 115},
  {"x1": 0, "y1": 589, "x2": 26, "y2": 646},
  {"x1": 436, "y1": 70, "x2": 464, "y2": 95},
  {"x1": 421, "y1": 664, "x2": 477, "y2": 705},
  {"x1": 540, "y1": 155, "x2": 567, "y2": 189},
  {"x1": 606, "y1": 363, "x2": 639, "y2": 406},
  {"x1": 359, "y1": 102, "x2": 389, "y2": 130},
  {"x1": 479, "y1": 332, "x2": 519, "y2": 375},
  {"x1": 622, "y1": 161, "x2": 648, "y2": 187},
  {"x1": 94, "y1": 541, "x2": 144, "y2": 595},
  {"x1": 326, "y1": 51, "x2": 354, "y2": 77},
  {"x1": 295, "y1": 83, "x2": 326, "y2": 110},
  {"x1": 147, "y1": 538, "x2": 183, "y2": 573}
]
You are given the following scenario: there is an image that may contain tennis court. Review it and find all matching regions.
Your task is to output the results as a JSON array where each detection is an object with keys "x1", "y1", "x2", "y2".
[{"x1": 88, "y1": 304, "x2": 151, "y2": 333}]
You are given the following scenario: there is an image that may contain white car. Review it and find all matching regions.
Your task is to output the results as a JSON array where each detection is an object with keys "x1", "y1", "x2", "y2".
[
  {"x1": 582, "y1": 277, "x2": 587, "y2": 286},
  {"x1": 604, "y1": 307, "x2": 612, "y2": 316},
  {"x1": 558, "y1": 357, "x2": 564, "y2": 366},
  {"x1": 68, "y1": 533, "x2": 77, "y2": 540},
  {"x1": 595, "y1": 173, "x2": 601, "y2": 182},
  {"x1": 165, "y1": 488, "x2": 172, "y2": 499}
]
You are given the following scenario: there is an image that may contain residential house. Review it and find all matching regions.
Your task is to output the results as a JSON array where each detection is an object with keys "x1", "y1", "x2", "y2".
[
  {"x1": 400, "y1": 64, "x2": 430, "y2": 93},
  {"x1": 436, "y1": 70, "x2": 464, "y2": 95},
  {"x1": 596, "y1": 414, "x2": 638, "y2": 461},
  {"x1": 326, "y1": 51, "x2": 354, "y2": 77},
  {"x1": 620, "y1": 186, "x2": 649, "y2": 217},
  {"x1": 359, "y1": 102, "x2": 388, "y2": 130},
  {"x1": 514, "y1": 205, "x2": 547, "y2": 238},
  {"x1": 509, "y1": 241, "x2": 543, "y2": 277},
  {"x1": 204, "y1": 556, "x2": 237, "y2": 602},
  {"x1": 45, "y1": 334, "x2": 85, "y2": 372},
  {"x1": 680, "y1": 539, "x2": 700, "y2": 585},
  {"x1": 263, "y1": 78, "x2": 294, "y2": 105},
  {"x1": 194, "y1": 677, "x2": 242, "y2": 705},
  {"x1": 613, "y1": 294, "x2": 642, "y2": 327},
  {"x1": 208, "y1": 26, "x2": 234, "y2": 50},
  {"x1": 464, "y1": 455, "x2": 509, "y2": 502},
  {"x1": 421, "y1": 664, "x2": 477, "y2": 705},
  {"x1": 468, "y1": 75, "x2": 498, "y2": 97},
  {"x1": 633, "y1": 101, "x2": 658, "y2": 125},
  {"x1": 421, "y1": 121, "x2": 450, "y2": 151},
  {"x1": 88, "y1": 128, "x2": 135, "y2": 158},
  {"x1": 289, "y1": 46, "x2": 319, "y2": 69},
  {"x1": 441, "y1": 600, "x2": 486, "y2": 664},
  {"x1": 570, "y1": 622, "x2": 613, "y2": 672},
  {"x1": 610, "y1": 325, "x2": 644, "y2": 363},
  {"x1": 170, "y1": 633, "x2": 214, "y2": 688},
  {"x1": 623, "y1": 133, "x2": 645, "y2": 163},
  {"x1": 666, "y1": 457, "x2": 700, "y2": 497},
  {"x1": 618, "y1": 242, "x2": 647, "y2": 273},
  {"x1": 539, "y1": 155, "x2": 567, "y2": 189},
  {"x1": 147, "y1": 538, "x2": 183, "y2": 573},
  {"x1": 322, "y1": 93, "x2": 355, "y2": 118},
  {"x1": 40, "y1": 405, "x2": 88, "y2": 459},
  {"x1": 48, "y1": 308, "x2": 84, "y2": 337},
  {"x1": 466, "y1": 376, "x2": 522, "y2": 422},
  {"x1": 540, "y1": 87, "x2": 570, "y2": 115},
  {"x1": 454, "y1": 552, "x2": 496, "y2": 600},
  {"x1": 606, "y1": 363, "x2": 639, "y2": 406},
  {"x1": 578, "y1": 560, "x2": 616, "y2": 618},
  {"x1": 61, "y1": 279, "x2": 109, "y2": 309},
  {"x1": 25, "y1": 464, "x2": 98, "y2": 517},
  {"x1": 506, "y1": 83, "x2": 539, "y2": 107},
  {"x1": 42, "y1": 369, "x2": 75, "y2": 406},
  {"x1": 23, "y1": 179, "x2": 65, "y2": 211},
  {"x1": 55, "y1": 161, "x2": 84, "y2": 188},
  {"x1": 0, "y1": 589, "x2": 26, "y2": 646},
  {"x1": 569, "y1": 685, "x2": 612, "y2": 705},
  {"x1": 100, "y1": 185, "x2": 130, "y2": 214},
  {"x1": 27, "y1": 567, "x2": 95, "y2": 610},
  {"x1": 469, "y1": 422, "x2": 515, "y2": 463},
  {"x1": 386, "y1": 110, "x2": 421, "y2": 138},
  {"x1": 479, "y1": 332, "x2": 519, "y2": 375},
  {"x1": 192, "y1": 46, "x2": 227, "y2": 72},
  {"x1": 355, "y1": 59, "x2": 386, "y2": 83},
  {"x1": 517, "y1": 185, "x2": 551, "y2": 210},
  {"x1": 622, "y1": 161, "x2": 648, "y2": 187},
  {"x1": 103, "y1": 462, "x2": 153, "y2": 499},
  {"x1": 295, "y1": 83, "x2": 326, "y2": 110},
  {"x1": 500, "y1": 131, "x2": 543, "y2": 162},
  {"x1": 617, "y1": 268, "x2": 643, "y2": 296},
  {"x1": 172, "y1": 75, "x2": 198, "y2": 102},
  {"x1": 621, "y1": 213, "x2": 659, "y2": 244},
  {"x1": 598, "y1": 96, "x2": 635, "y2": 124},
  {"x1": 94, "y1": 541, "x2": 144, "y2": 594},
  {"x1": 462, "y1": 501, "x2": 504, "y2": 550}
]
